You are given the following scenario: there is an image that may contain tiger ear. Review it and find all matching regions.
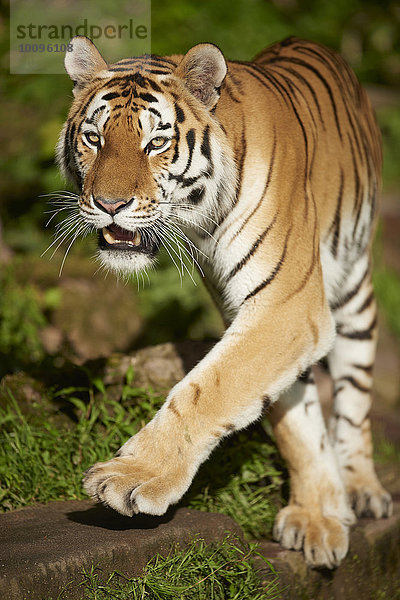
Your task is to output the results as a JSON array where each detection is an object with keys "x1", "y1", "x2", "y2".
[
  {"x1": 65, "y1": 36, "x2": 108, "y2": 93},
  {"x1": 175, "y1": 43, "x2": 227, "y2": 109}
]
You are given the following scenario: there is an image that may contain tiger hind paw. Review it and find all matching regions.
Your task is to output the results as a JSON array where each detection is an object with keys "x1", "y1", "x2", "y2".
[{"x1": 273, "y1": 505, "x2": 352, "y2": 569}]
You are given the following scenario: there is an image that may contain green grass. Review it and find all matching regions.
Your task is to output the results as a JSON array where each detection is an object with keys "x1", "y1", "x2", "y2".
[
  {"x1": 0, "y1": 368, "x2": 284, "y2": 538},
  {"x1": 377, "y1": 105, "x2": 400, "y2": 189},
  {"x1": 374, "y1": 266, "x2": 400, "y2": 344},
  {"x1": 184, "y1": 427, "x2": 283, "y2": 539},
  {"x1": 373, "y1": 429, "x2": 400, "y2": 464},
  {"x1": 51, "y1": 536, "x2": 281, "y2": 600}
]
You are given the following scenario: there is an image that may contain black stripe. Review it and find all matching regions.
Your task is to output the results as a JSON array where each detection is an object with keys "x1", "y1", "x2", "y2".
[
  {"x1": 186, "y1": 186, "x2": 205, "y2": 204},
  {"x1": 132, "y1": 73, "x2": 146, "y2": 86},
  {"x1": 171, "y1": 123, "x2": 180, "y2": 164},
  {"x1": 108, "y1": 67, "x2": 135, "y2": 72},
  {"x1": 181, "y1": 175, "x2": 202, "y2": 188},
  {"x1": 246, "y1": 63, "x2": 310, "y2": 203},
  {"x1": 145, "y1": 55, "x2": 178, "y2": 67},
  {"x1": 244, "y1": 227, "x2": 291, "y2": 301},
  {"x1": 234, "y1": 129, "x2": 277, "y2": 239},
  {"x1": 269, "y1": 66, "x2": 318, "y2": 131},
  {"x1": 296, "y1": 44, "x2": 347, "y2": 96},
  {"x1": 102, "y1": 92, "x2": 120, "y2": 101},
  {"x1": 63, "y1": 120, "x2": 72, "y2": 170},
  {"x1": 342, "y1": 98, "x2": 364, "y2": 162},
  {"x1": 85, "y1": 106, "x2": 106, "y2": 124},
  {"x1": 334, "y1": 413, "x2": 366, "y2": 428},
  {"x1": 227, "y1": 212, "x2": 277, "y2": 281},
  {"x1": 330, "y1": 168, "x2": 344, "y2": 258},
  {"x1": 236, "y1": 125, "x2": 247, "y2": 189},
  {"x1": 79, "y1": 91, "x2": 97, "y2": 116},
  {"x1": 149, "y1": 107, "x2": 162, "y2": 118},
  {"x1": 347, "y1": 132, "x2": 362, "y2": 220},
  {"x1": 139, "y1": 93, "x2": 158, "y2": 103},
  {"x1": 200, "y1": 125, "x2": 211, "y2": 160},
  {"x1": 223, "y1": 79, "x2": 241, "y2": 103},
  {"x1": 157, "y1": 122, "x2": 172, "y2": 131},
  {"x1": 352, "y1": 363, "x2": 373, "y2": 374},
  {"x1": 229, "y1": 122, "x2": 247, "y2": 207},
  {"x1": 175, "y1": 103, "x2": 185, "y2": 123},
  {"x1": 169, "y1": 172, "x2": 202, "y2": 187},
  {"x1": 337, "y1": 375, "x2": 370, "y2": 393},
  {"x1": 338, "y1": 315, "x2": 377, "y2": 341},
  {"x1": 330, "y1": 265, "x2": 369, "y2": 311},
  {"x1": 271, "y1": 63, "x2": 324, "y2": 126},
  {"x1": 356, "y1": 290, "x2": 374, "y2": 314},
  {"x1": 267, "y1": 55, "x2": 343, "y2": 141},
  {"x1": 148, "y1": 69, "x2": 170, "y2": 75},
  {"x1": 212, "y1": 123, "x2": 246, "y2": 239},
  {"x1": 147, "y1": 78, "x2": 163, "y2": 92},
  {"x1": 68, "y1": 122, "x2": 76, "y2": 153},
  {"x1": 243, "y1": 64, "x2": 290, "y2": 107},
  {"x1": 184, "y1": 129, "x2": 195, "y2": 172}
]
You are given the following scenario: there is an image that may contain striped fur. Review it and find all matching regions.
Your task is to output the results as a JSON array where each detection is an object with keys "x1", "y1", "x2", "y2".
[{"x1": 57, "y1": 36, "x2": 392, "y2": 568}]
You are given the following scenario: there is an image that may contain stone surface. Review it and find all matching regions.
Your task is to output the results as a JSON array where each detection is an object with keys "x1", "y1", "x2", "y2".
[
  {"x1": 0, "y1": 501, "x2": 242, "y2": 600},
  {"x1": 2, "y1": 498, "x2": 400, "y2": 600},
  {"x1": 256, "y1": 502, "x2": 400, "y2": 600},
  {"x1": 98, "y1": 340, "x2": 213, "y2": 392}
]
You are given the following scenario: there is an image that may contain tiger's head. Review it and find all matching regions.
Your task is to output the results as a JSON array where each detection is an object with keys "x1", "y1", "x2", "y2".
[{"x1": 57, "y1": 36, "x2": 236, "y2": 275}]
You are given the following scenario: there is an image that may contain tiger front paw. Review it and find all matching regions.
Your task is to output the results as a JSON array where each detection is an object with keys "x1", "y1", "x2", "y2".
[
  {"x1": 83, "y1": 456, "x2": 189, "y2": 516},
  {"x1": 273, "y1": 505, "x2": 353, "y2": 569}
]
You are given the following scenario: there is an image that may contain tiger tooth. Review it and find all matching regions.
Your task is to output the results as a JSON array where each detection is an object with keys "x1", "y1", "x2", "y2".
[
  {"x1": 103, "y1": 227, "x2": 118, "y2": 244},
  {"x1": 133, "y1": 231, "x2": 141, "y2": 246},
  {"x1": 102, "y1": 227, "x2": 141, "y2": 247}
]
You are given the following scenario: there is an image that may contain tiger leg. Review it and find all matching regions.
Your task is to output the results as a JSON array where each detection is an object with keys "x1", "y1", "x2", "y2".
[
  {"x1": 83, "y1": 283, "x2": 335, "y2": 524},
  {"x1": 270, "y1": 373, "x2": 355, "y2": 569},
  {"x1": 328, "y1": 261, "x2": 392, "y2": 518}
]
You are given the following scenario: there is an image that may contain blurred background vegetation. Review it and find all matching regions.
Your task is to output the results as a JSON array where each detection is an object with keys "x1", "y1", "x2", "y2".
[{"x1": 0, "y1": 0, "x2": 399, "y2": 379}]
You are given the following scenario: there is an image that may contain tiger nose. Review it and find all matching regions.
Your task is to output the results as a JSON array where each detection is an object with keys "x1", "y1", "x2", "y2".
[{"x1": 93, "y1": 196, "x2": 134, "y2": 215}]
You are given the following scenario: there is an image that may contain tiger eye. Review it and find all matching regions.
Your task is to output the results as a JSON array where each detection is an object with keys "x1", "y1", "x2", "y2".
[
  {"x1": 151, "y1": 137, "x2": 166, "y2": 148},
  {"x1": 84, "y1": 132, "x2": 100, "y2": 146}
]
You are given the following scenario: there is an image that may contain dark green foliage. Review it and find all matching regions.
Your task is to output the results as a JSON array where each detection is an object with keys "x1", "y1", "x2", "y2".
[{"x1": 0, "y1": 265, "x2": 47, "y2": 369}]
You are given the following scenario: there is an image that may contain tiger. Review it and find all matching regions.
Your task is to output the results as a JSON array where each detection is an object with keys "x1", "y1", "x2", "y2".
[{"x1": 56, "y1": 34, "x2": 392, "y2": 569}]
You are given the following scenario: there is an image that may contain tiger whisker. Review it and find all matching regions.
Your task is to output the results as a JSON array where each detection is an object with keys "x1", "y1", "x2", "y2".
[
  {"x1": 58, "y1": 222, "x2": 90, "y2": 276},
  {"x1": 155, "y1": 222, "x2": 199, "y2": 284},
  {"x1": 159, "y1": 224, "x2": 186, "y2": 277},
  {"x1": 41, "y1": 221, "x2": 78, "y2": 258},
  {"x1": 41, "y1": 190, "x2": 80, "y2": 200},
  {"x1": 173, "y1": 213, "x2": 218, "y2": 244},
  {"x1": 173, "y1": 203, "x2": 219, "y2": 227},
  {"x1": 154, "y1": 227, "x2": 184, "y2": 286},
  {"x1": 159, "y1": 201, "x2": 219, "y2": 228},
  {"x1": 156, "y1": 222, "x2": 186, "y2": 278},
  {"x1": 45, "y1": 207, "x2": 80, "y2": 227},
  {"x1": 160, "y1": 220, "x2": 206, "y2": 277},
  {"x1": 164, "y1": 217, "x2": 209, "y2": 261},
  {"x1": 49, "y1": 225, "x2": 82, "y2": 260},
  {"x1": 42, "y1": 210, "x2": 88, "y2": 259}
]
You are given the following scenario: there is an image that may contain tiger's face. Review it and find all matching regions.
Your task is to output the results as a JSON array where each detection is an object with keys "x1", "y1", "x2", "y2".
[{"x1": 57, "y1": 37, "x2": 236, "y2": 275}]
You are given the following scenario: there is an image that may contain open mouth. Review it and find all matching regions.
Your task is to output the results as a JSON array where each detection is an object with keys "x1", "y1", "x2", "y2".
[{"x1": 99, "y1": 223, "x2": 161, "y2": 255}]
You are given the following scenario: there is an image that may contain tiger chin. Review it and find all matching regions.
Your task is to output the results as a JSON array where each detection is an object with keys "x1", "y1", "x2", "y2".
[{"x1": 55, "y1": 34, "x2": 392, "y2": 569}]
